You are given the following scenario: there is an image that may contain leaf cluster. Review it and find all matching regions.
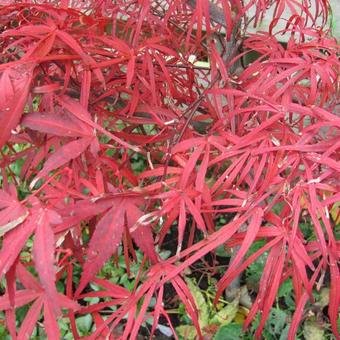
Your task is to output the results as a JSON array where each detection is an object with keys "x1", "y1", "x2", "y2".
[{"x1": 0, "y1": 0, "x2": 339, "y2": 339}]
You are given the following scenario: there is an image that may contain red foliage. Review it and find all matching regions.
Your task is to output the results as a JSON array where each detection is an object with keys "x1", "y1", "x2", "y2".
[{"x1": 0, "y1": 0, "x2": 339, "y2": 339}]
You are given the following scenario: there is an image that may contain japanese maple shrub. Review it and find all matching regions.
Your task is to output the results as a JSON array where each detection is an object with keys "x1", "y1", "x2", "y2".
[{"x1": 0, "y1": 0, "x2": 339, "y2": 339}]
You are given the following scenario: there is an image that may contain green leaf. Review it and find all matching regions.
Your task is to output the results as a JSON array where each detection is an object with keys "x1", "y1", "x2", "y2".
[
  {"x1": 269, "y1": 308, "x2": 287, "y2": 334},
  {"x1": 279, "y1": 325, "x2": 290, "y2": 340},
  {"x1": 76, "y1": 314, "x2": 93, "y2": 335},
  {"x1": 84, "y1": 296, "x2": 100, "y2": 305},
  {"x1": 159, "y1": 249, "x2": 172, "y2": 260},
  {"x1": 303, "y1": 318, "x2": 324, "y2": 340},
  {"x1": 185, "y1": 277, "x2": 209, "y2": 328},
  {"x1": 214, "y1": 323, "x2": 242, "y2": 340},
  {"x1": 216, "y1": 245, "x2": 230, "y2": 257},
  {"x1": 176, "y1": 325, "x2": 197, "y2": 340},
  {"x1": 210, "y1": 295, "x2": 239, "y2": 326},
  {"x1": 277, "y1": 279, "x2": 293, "y2": 298},
  {"x1": 315, "y1": 287, "x2": 329, "y2": 309},
  {"x1": 284, "y1": 293, "x2": 296, "y2": 310}
]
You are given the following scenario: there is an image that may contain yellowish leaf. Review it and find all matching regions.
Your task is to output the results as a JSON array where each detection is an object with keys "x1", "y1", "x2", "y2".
[
  {"x1": 303, "y1": 318, "x2": 324, "y2": 340},
  {"x1": 185, "y1": 277, "x2": 209, "y2": 329},
  {"x1": 176, "y1": 325, "x2": 197, "y2": 340},
  {"x1": 210, "y1": 294, "x2": 240, "y2": 326}
]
